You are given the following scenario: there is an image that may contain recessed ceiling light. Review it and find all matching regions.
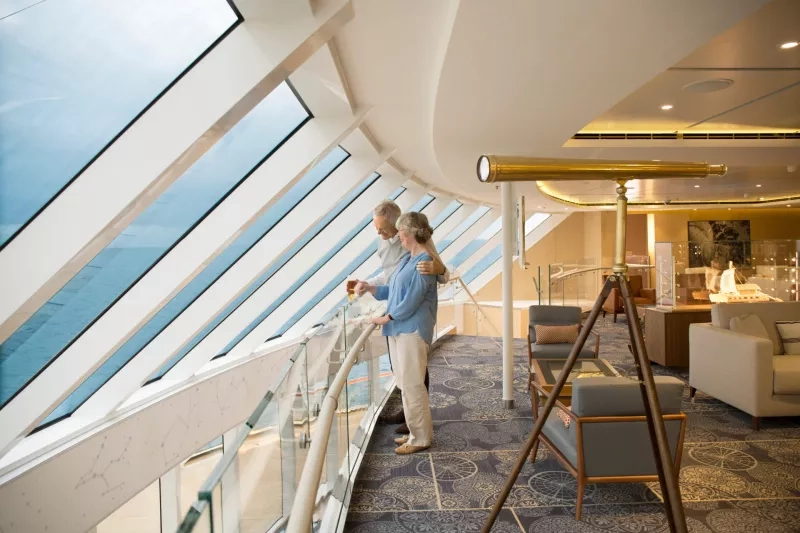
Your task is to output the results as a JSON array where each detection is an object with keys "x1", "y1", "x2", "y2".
[
  {"x1": 759, "y1": 197, "x2": 765, "y2": 201},
  {"x1": 660, "y1": 104, "x2": 674, "y2": 111},
  {"x1": 728, "y1": 208, "x2": 732, "y2": 210},
  {"x1": 694, "y1": 184, "x2": 700, "y2": 188},
  {"x1": 756, "y1": 184, "x2": 762, "y2": 187},
  {"x1": 788, "y1": 204, "x2": 792, "y2": 207},
  {"x1": 538, "y1": 205, "x2": 544, "y2": 209},
  {"x1": 780, "y1": 41, "x2": 799, "y2": 49},
  {"x1": 564, "y1": 207, "x2": 569, "y2": 210}
]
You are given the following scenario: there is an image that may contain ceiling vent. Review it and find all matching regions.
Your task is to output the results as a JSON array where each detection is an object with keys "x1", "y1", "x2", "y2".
[
  {"x1": 682, "y1": 78, "x2": 735, "y2": 93},
  {"x1": 572, "y1": 132, "x2": 800, "y2": 141}
]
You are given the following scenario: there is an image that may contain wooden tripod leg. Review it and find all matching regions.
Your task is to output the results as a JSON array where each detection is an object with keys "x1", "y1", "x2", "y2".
[
  {"x1": 619, "y1": 277, "x2": 687, "y2": 533},
  {"x1": 481, "y1": 277, "x2": 615, "y2": 533}
]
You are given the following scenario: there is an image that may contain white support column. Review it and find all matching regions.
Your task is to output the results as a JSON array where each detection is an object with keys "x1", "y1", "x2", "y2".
[
  {"x1": 159, "y1": 466, "x2": 182, "y2": 533},
  {"x1": 500, "y1": 182, "x2": 514, "y2": 409}
]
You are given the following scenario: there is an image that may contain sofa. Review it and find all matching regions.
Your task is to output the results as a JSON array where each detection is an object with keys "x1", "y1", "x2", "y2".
[
  {"x1": 601, "y1": 274, "x2": 656, "y2": 322},
  {"x1": 689, "y1": 302, "x2": 800, "y2": 429}
]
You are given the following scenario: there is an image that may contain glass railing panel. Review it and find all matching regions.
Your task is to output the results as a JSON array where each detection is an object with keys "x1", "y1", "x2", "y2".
[
  {"x1": 180, "y1": 437, "x2": 224, "y2": 520},
  {"x1": 234, "y1": 396, "x2": 283, "y2": 532},
  {"x1": 177, "y1": 499, "x2": 212, "y2": 533},
  {"x1": 174, "y1": 297, "x2": 395, "y2": 532},
  {"x1": 0, "y1": 0, "x2": 239, "y2": 248}
]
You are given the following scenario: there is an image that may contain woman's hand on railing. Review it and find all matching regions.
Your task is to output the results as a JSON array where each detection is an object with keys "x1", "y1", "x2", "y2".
[{"x1": 370, "y1": 314, "x2": 391, "y2": 326}]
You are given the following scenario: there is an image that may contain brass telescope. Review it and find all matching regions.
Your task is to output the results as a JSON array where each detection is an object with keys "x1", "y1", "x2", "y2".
[
  {"x1": 476, "y1": 155, "x2": 727, "y2": 183},
  {"x1": 479, "y1": 155, "x2": 727, "y2": 533}
]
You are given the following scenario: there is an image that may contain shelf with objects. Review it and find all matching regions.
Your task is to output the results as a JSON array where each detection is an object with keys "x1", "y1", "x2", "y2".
[{"x1": 654, "y1": 239, "x2": 800, "y2": 309}]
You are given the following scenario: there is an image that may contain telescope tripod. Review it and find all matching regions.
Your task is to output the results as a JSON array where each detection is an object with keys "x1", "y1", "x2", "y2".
[{"x1": 482, "y1": 181, "x2": 687, "y2": 533}]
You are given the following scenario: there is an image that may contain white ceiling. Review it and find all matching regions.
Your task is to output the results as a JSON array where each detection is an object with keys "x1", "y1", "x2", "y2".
[{"x1": 329, "y1": 0, "x2": 799, "y2": 210}]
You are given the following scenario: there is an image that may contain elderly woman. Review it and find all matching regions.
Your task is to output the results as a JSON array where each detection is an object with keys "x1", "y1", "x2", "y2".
[{"x1": 366, "y1": 212, "x2": 437, "y2": 454}]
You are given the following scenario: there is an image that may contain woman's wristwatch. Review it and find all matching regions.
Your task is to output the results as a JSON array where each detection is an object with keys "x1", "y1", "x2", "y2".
[{"x1": 387, "y1": 314, "x2": 393, "y2": 321}]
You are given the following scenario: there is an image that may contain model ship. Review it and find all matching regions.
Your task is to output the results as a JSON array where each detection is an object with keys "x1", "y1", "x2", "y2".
[{"x1": 709, "y1": 262, "x2": 781, "y2": 303}]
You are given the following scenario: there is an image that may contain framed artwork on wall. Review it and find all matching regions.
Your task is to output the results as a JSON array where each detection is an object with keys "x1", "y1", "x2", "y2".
[{"x1": 688, "y1": 220, "x2": 751, "y2": 268}]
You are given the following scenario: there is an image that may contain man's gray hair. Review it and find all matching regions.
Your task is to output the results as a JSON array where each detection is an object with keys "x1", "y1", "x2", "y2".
[{"x1": 373, "y1": 200, "x2": 402, "y2": 225}]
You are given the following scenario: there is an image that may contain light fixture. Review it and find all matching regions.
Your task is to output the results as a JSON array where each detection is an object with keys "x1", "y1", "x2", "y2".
[
  {"x1": 756, "y1": 184, "x2": 762, "y2": 187},
  {"x1": 759, "y1": 197, "x2": 765, "y2": 201},
  {"x1": 660, "y1": 104, "x2": 674, "y2": 111},
  {"x1": 694, "y1": 184, "x2": 700, "y2": 188},
  {"x1": 537, "y1": 205, "x2": 544, "y2": 209},
  {"x1": 788, "y1": 204, "x2": 792, "y2": 207},
  {"x1": 780, "y1": 41, "x2": 799, "y2": 49}
]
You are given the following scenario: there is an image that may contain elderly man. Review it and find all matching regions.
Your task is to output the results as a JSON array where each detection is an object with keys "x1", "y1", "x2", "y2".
[{"x1": 353, "y1": 200, "x2": 448, "y2": 434}]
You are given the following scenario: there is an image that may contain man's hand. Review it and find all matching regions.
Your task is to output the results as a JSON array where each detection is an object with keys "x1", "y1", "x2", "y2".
[
  {"x1": 354, "y1": 280, "x2": 369, "y2": 295},
  {"x1": 417, "y1": 257, "x2": 445, "y2": 276},
  {"x1": 370, "y1": 315, "x2": 391, "y2": 326}
]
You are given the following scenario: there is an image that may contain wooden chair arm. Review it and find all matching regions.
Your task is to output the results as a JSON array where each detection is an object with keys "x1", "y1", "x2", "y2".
[{"x1": 530, "y1": 381, "x2": 579, "y2": 421}]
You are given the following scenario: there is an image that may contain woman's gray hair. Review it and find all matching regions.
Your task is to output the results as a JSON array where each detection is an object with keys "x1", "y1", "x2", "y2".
[
  {"x1": 373, "y1": 200, "x2": 402, "y2": 225},
  {"x1": 396, "y1": 212, "x2": 433, "y2": 243}
]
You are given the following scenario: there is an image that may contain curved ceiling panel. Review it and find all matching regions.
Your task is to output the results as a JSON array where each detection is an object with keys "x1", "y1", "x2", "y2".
[{"x1": 430, "y1": 0, "x2": 770, "y2": 202}]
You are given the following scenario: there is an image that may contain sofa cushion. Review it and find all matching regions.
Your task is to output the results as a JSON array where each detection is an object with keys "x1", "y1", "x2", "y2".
[
  {"x1": 530, "y1": 343, "x2": 596, "y2": 360},
  {"x1": 775, "y1": 321, "x2": 800, "y2": 355},
  {"x1": 534, "y1": 324, "x2": 579, "y2": 344},
  {"x1": 730, "y1": 314, "x2": 770, "y2": 344},
  {"x1": 773, "y1": 356, "x2": 800, "y2": 394},
  {"x1": 712, "y1": 302, "x2": 800, "y2": 355}
]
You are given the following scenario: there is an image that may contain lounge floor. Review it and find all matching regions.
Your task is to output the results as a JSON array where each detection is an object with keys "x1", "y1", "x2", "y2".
[{"x1": 344, "y1": 319, "x2": 800, "y2": 533}]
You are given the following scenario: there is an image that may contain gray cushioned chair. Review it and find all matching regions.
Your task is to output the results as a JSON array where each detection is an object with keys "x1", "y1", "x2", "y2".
[
  {"x1": 530, "y1": 376, "x2": 686, "y2": 520},
  {"x1": 527, "y1": 305, "x2": 599, "y2": 390}
]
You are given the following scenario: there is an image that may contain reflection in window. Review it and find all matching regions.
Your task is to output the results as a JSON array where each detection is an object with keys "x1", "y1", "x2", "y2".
[
  {"x1": 448, "y1": 216, "x2": 502, "y2": 269},
  {"x1": 148, "y1": 174, "x2": 386, "y2": 380},
  {"x1": 0, "y1": 82, "x2": 309, "y2": 408},
  {"x1": 38, "y1": 148, "x2": 349, "y2": 427},
  {"x1": 279, "y1": 194, "x2": 440, "y2": 337},
  {"x1": 437, "y1": 205, "x2": 491, "y2": 254},
  {"x1": 0, "y1": 0, "x2": 239, "y2": 247},
  {"x1": 461, "y1": 213, "x2": 550, "y2": 285}
]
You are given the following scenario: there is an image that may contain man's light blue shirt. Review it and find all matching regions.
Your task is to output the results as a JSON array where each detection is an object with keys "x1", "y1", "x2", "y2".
[{"x1": 374, "y1": 252, "x2": 437, "y2": 345}]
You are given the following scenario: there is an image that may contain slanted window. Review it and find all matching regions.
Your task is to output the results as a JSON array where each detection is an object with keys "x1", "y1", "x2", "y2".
[
  {"x1": 448, "y1": 216, "x2": 502, "y2": 269},
  {"x1": 461, "y1": 213, "x2": 550, "y2": 284},
  {"x1": 0, "y1": 0, "x2": 239, "y2": 247},
  {"x1": 436, "y1": 206, "x2": 491, "y2": 253},
  {"x1": 0, "y1": 82, "x2": 309, "y2": 409},
  {"x1": 37, "y1": 148, "x2": 349, "y2": 427},
  {"x1": 293, "y1": 195, "x2": 449, "y2": 334},
  {"x1": 148, "y1": 173, "x2": 390, "y2": 380}
]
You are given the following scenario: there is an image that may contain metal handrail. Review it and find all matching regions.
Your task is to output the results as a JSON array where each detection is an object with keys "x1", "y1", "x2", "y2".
[
  {"x1": 285, "y1": 323, "x2": 377, "y2": 533},
  {"x1": 449, "y1": 276, "x2": 502, "y2": 340}
]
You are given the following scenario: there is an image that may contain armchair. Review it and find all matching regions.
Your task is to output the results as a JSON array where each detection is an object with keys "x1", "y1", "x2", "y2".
[
  {"x1": 602, "y1": 274, "x2": 655, "y2": 323},
  {"x1": 531, "y1": 376, "x2": 686, "y2": 520},
  {"x1": 527, "y1": 305, "x2": 599, "y2": 391}
]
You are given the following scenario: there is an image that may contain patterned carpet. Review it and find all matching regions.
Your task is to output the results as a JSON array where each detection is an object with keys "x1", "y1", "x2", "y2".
[{"x1": 343, "y1": 318, "x2": 800, "y2": 532}]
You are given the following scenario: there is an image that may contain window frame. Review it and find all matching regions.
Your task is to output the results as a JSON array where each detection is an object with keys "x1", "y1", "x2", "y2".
[
  {"x1": 1, "y1": 81, "x2": 312, "y2": 413},
  {"x1": 0, "y1": 0, "x2": 244, "y2": 253}
]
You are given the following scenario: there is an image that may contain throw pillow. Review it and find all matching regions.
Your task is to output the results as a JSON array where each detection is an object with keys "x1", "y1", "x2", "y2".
[
  {"x1": 556, "y1": 407, "x2": 573, "y2": 428},
  {"x1": 534, "y1": 324, "x2": 579, "y2": 345},
  {"x1": 729, "y1": 314, "x2": 770, "y2": 341},
  {"x1": 775, "y1": 321, "x2": 800, "y2": 355}
]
